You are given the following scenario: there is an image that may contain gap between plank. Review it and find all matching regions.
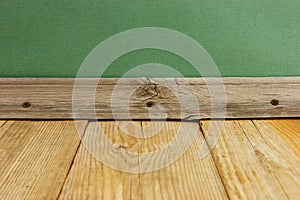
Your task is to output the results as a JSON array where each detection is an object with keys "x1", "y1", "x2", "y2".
[
  {"x1": 0, "y1": 121, "x2": 7, "y2": 128},
  {"x1": 198, "y1": 120, "x2": 231, "y2": 199},
  {"x1": 56, "y1": 121, "x2": 89, "y2": 200}
]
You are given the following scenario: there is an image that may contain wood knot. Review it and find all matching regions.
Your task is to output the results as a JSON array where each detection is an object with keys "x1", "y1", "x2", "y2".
[{"x1": 133, "y1": 84, "x2": 174, "y2": 101}]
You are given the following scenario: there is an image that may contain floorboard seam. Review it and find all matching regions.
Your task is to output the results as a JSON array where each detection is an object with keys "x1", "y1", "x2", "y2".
[
  {"x1": 138, "y1": 121, "x2": 144, "y2": 200},
  {"x1": 0, "y1": 121, "x2": 8, "y2": 128},
  {"x1": 198, "y1": 120, "x2": 231, "y2": 200},
  {"x1": 56, "y1": 120, "x2": 89, "y2": 200},
  {"x1": 237, "y1": 121, "x2": 255, "y2": 150}
]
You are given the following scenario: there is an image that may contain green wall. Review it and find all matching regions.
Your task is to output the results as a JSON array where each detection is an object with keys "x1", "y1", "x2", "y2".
[{"x1": 1, "y1": 0, "x2": 299, "y2": 77}]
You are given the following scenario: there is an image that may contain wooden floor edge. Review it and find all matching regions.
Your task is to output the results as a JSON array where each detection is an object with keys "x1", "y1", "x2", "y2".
[{"x1": 0, "y1": 77, "x2": 299, "y2": 119}]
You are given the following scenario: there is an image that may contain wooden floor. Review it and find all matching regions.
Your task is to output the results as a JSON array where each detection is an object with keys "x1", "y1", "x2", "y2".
[{"x1": 0, "y1": 119, "x2": 299, "y2": 199}]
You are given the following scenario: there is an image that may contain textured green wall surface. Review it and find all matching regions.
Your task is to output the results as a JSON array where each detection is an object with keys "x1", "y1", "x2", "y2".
[{"x1": 0, "y1": 0, "x2": 299, "y2": 77}]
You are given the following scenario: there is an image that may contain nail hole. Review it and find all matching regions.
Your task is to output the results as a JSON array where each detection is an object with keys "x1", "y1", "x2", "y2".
[
  {"x1": 22, "y1": 102, "x2": 31, "y2": 108},
  {"x1": 271, "y1": 99, "x2": 279, "y2": 106},
  {"x1": 146, "y1": 102, "x2": 154, "y2": 108}
]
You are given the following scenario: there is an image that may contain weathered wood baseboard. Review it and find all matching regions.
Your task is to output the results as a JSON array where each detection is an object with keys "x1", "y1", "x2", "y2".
[{"x1": 0, "y1": 77, "x2": 299, "y2": 119}]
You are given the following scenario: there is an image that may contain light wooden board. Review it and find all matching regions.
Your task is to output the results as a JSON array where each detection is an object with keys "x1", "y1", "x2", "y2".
[
  {"x1": 0, "y1": 77, "x2": 299, "y2": 119},
  {"x1": 200, "y1": 120, "x2": 290, "y2": 199},
  {"x1": 0, "y1": 120, "x2": 88, "y2": 199},
  {"x1": 58, "y1": 121, "x2": 141, "y2": 200},
  {"x1": 246, "y1": 120, "x2": 300, "y2": 198},
  {"x1": 253, "y1": 119, "x2": 300, "y2": 158},
  {"x1": 138, "y1": 121, "x2": 228, "y2": 200},
  {"x1": 59, "y1": 121, "x2": 228, "y2": 200},
  {"x1": 0, "y1": 119, "x2": 299, "y2": 199}
]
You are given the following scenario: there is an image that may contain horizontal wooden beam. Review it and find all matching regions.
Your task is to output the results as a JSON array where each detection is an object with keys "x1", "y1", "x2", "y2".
[{"x1": 0, "y1": 77, "x2": 299, "y2": 119}]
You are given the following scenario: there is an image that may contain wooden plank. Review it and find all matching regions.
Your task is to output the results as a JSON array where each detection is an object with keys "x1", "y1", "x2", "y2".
[
  {"x1": 245, "y1": 120, "x2": 300, "y2": 199},
  {"x1": 138, "y1": 121, "x2": 228, "y2": 200},
  {"x1": 200, "y1": 120, "x2": 289, "y2": 199},
  {"x1": 59, "y1": 121, "x2": 143, "y2": 200},
  {"x1": 0, "y1": 120, "x2": 88, "y2": 199},
  {"x1": 253, "y1": 119, "x2": 300, "y2": 158},
  {"x1": 0, "y1": 77, "x2": 299, "y2": 119},
  {"x1": 59, "y1": 121, "x2": 228, "y2": 199}
]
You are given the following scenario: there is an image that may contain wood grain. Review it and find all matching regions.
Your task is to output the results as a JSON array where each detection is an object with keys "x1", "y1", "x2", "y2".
[
  {"x1": 138, "y1": 121, "x2": 228, "y2": 200},
  {"x1": 0, "y1": 119, "x2": 299, "y2": 199},
  {"x1": 200, "y1": 120, "x2": 289, "y2": 199},
  {"x1": 58, "y1": 122, "x2": 141, "y2": 200},
  {"x1": 246, "y1": 120, "x2": 300, "y2": 199},
  {"x1": 0, "y1": 120, "x2": 88, "y2": 199},
  {"x1": 0, "y1": 77, "x2": 299, "y2": 119},
  {"x1": 59, "y1": 121, "x2": 228, "y2": 200},
  {"x1": 253, "y1": 120, "x2": 300, "y2": 158}
]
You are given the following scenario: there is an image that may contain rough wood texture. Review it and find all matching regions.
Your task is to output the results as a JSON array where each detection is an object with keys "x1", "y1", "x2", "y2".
[
  {"x1": 201, "y1": 120, "x2": 300, "y2": 200},
  {"x1": 138, "y1": 121, "x2": 228, "y2": 200},
  {"x1": 0, "y1": 77, "x2": 299, "y2": 119},
  {"x1": 59, "y1": 121, "x2": 228, "y2": 200},
  {"x1": 58, "y1": 122, "x2": 141, "y2": 200},
  {"x1": 248, "y1": 120, "x2": 300, "y2": 198},
  {"x1": 0, "y1": 119, "x2": 299, "y2": 199},
  {"x1": 253, "y1": 120, "x2": 300, "y2": 158},
  {"x1": 0, "y1": 120, "x2": 88, "y2": 199}
]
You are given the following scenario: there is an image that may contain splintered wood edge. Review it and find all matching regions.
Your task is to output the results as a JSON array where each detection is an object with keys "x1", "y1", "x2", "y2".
[{"x1": 0, "y1": 77, "x2": 299, "y2": 119}]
